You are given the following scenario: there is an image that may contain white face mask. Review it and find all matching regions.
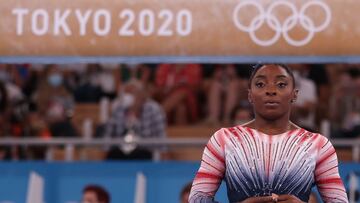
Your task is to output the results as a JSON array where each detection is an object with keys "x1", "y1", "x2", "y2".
[
  {"x1": 47, "y1": 73, "x2": 63, "y2": 87},
  {"x1": 121, "y1": 93, "x2": 135, "y2": 108}
]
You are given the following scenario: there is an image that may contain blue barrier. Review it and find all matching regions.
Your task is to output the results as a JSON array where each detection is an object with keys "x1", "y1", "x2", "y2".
[{"x1": 0, "y1": 162, "x2": 358, "y2": 203}]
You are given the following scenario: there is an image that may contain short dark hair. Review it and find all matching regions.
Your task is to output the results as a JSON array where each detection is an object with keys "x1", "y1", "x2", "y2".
[
  {"x1": 248, "y1": 64, "x2": 295, "y2": 89},
  {"x1": 83, "y1": 185, "x2": 110, "y2": 203},
  {"x1": 180, "y1": 182, "x2": 192, "y2": 200}
]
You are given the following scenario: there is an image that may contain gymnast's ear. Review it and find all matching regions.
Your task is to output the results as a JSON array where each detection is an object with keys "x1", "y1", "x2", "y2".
[{"x1": 291, "y1": 89, "x2": 299, "y2": 103}]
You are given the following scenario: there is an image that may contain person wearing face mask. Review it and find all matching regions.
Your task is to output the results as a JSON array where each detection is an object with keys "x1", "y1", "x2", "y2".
[
  {"x1": 104, "y1": 79, "x2": 166, "y2": 160},
  {"x1": 47, "y1": 71, "x2": 63, "y2": 88},
  {"x1": 30, "y1": 65, "x2": 77, "y2": 159},
  {"x1": 35, "y1": 65, "x2": 71, "y2": 116}
]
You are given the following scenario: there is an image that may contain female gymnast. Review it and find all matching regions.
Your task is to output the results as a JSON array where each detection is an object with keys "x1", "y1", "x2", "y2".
[{"x1": 189, "y1": 64, "x2": 348, "y2": 203}]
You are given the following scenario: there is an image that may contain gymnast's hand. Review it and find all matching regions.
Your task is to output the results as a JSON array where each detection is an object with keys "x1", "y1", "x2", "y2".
[
  {"x1": 276, "y1": 194, "x2": 304, "y2": 203},
  {"x1": 238, "y1": 196, "x2": 275, "y2": 203}
]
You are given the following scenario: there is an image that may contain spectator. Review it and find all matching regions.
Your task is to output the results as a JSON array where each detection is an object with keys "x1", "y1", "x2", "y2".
[
  {"x1": 290, "y1": 64, "x2": 318, "y2": 131},
  {"x1": 0, "y1": 80, "x2": 8, "y2": 133},
  {"x1": 73, "y1": 64, "x2": 103, "y2": 103},
  {"x1": 0, "y1": 66, "x2": 27, "y2": 160},
  {"x1": 0, "y1": 80, "x2": 10, "y2": 160},
  {"x1": 7, "y1": 64, "x2": 36, "y2": 99},
  {"x1": 22, "y1": 67, "x2": 39, "y2": 101},
  {"x1": 180, "y1": 182, "x2": 192, "y2": 203},
  {"x1": 82, "y1": 185, "x2": 110, "y2": 203},
  {"x1": 104, "y1": 79, "x2": 166, "y2": 160},
  {"x1": 231, "y1": 104, "x2": 253, "y2": 126},
  {"x1": 0, "y1": 64, "x2": 25, "y2": 103},
  {"x1": 119, "y1": 64, "x2": 155, "y2": 97},
  {"x1": 330, "y1": 67, "x2": 360, "y2": 138},
  {"x1": 204, "y1": 64, "x2": 241, "y2": 125},
  {"x1": 96, "y1": 66, "x2": 118, "y2": 100},
  {"x1": 33, "y1": 64, "x2": 77, "y2": 138},
  {"x1": 308, "y1": 64, "x2": 331, "y2": 126},
  {"x1": 155, "y1": 64, "x2": 202, "y2": 125}
]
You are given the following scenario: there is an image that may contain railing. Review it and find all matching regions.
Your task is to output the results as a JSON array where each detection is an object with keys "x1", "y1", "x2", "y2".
[{"x1": 0, "y1": 138, "x2": 359, "y2": 162}]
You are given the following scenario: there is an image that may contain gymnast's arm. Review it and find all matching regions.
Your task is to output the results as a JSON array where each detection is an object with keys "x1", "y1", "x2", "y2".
[{"x1": 189, "y1": 128, "x2": 227, "y2": 203}]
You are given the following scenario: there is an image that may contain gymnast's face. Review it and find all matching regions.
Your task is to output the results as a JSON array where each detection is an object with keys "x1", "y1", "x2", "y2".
[
  {"x1": 248, "y1": 65, "x2": 298, "y2": 120},
  {"x1": 82, "y1": 191, "x2": 100, "y2": 203}
]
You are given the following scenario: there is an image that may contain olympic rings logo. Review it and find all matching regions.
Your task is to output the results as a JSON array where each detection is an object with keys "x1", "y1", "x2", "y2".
[{"x1": 232, "y1": 0, "x2": 332, "y2": 47}]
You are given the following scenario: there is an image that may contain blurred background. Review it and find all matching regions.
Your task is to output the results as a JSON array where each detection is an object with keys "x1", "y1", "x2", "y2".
[
  {"x1": 0, "y1": 63, "x2": 359, "y2": 203},
  {"x1": 1, "y1": 0, "x2": 360, "y2": 202}
]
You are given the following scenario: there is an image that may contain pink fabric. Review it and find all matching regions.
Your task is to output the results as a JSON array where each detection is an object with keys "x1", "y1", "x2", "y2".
[{"x1": 190, "y1": 126, "x2": 348, "y2": 202}]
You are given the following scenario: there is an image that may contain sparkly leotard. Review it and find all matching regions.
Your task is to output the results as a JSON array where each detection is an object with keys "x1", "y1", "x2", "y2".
[{"x1": 189, "y1": 126, "x2": 348, "y2": 202}]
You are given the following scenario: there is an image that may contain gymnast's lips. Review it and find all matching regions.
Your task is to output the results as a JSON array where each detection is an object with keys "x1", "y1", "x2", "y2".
[{"x1": 264, "y1": 100, "x2": 280, "y2": 108}]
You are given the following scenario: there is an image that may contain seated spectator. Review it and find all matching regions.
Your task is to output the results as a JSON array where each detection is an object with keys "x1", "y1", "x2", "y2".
[
  {"x1": 308, "y1": 64, "x2": 331, "y2": 126},
  {"x1": 0, "y1": 67, "x2": 27, "y2": 160},
  {"x1": 0, "y1": 64, "x2": 25, "y2": 104},
  {"x1": 290, "y1": 64, "x2": 318, "y2": 131},
  {"x1": 231, "y1": 104, "x2": 253, "y2": 126},
  {"x1": 180, "y1": 182, "x2": 192, "y2": 203},
  {"x1": 155, "y1": 64, "x2": 202, "y2": 125},
  {"x1": 5, "y1": 64, "x2": 35, "y2": 100},
  {"x1": 330, "y1": 67, "x2": 360, "y2": 138},
  {"x1": 82, "y1": 184, "x2": 110, "y2": 203},
  {"x1": 103, "y1": 79, "x2": 166, "y2": 160},
  {"x1": 205, "y1": 64, "x2": 240, "y2": 125},
  {"x1": 0, "y1": 80, "x2": 8, "y2": 136},
  {"x1": 34, "y1": 64, "x2": 77, "y2": 138},
  {"x1": 119, "y1": 64, "x2": 155, "y2": 97},
  {"x1": 96, "y1": 65, "x2": 118, "y2": 100},
  {"x1": 73, "y1": 64, "x2": 103, "y2": 103},
  {"x1": 0, "y1": 88, "x2": 27, "y2": 161}
]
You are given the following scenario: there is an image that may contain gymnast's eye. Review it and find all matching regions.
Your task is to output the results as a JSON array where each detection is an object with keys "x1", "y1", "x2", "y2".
[{"x1": 255, "y1": 82, "x2": 265, "y2": 88}]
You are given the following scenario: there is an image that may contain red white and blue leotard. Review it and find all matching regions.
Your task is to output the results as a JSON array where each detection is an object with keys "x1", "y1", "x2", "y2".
[{"x1": 189, "y1": 126, "x2": 348, "y2": 203}]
